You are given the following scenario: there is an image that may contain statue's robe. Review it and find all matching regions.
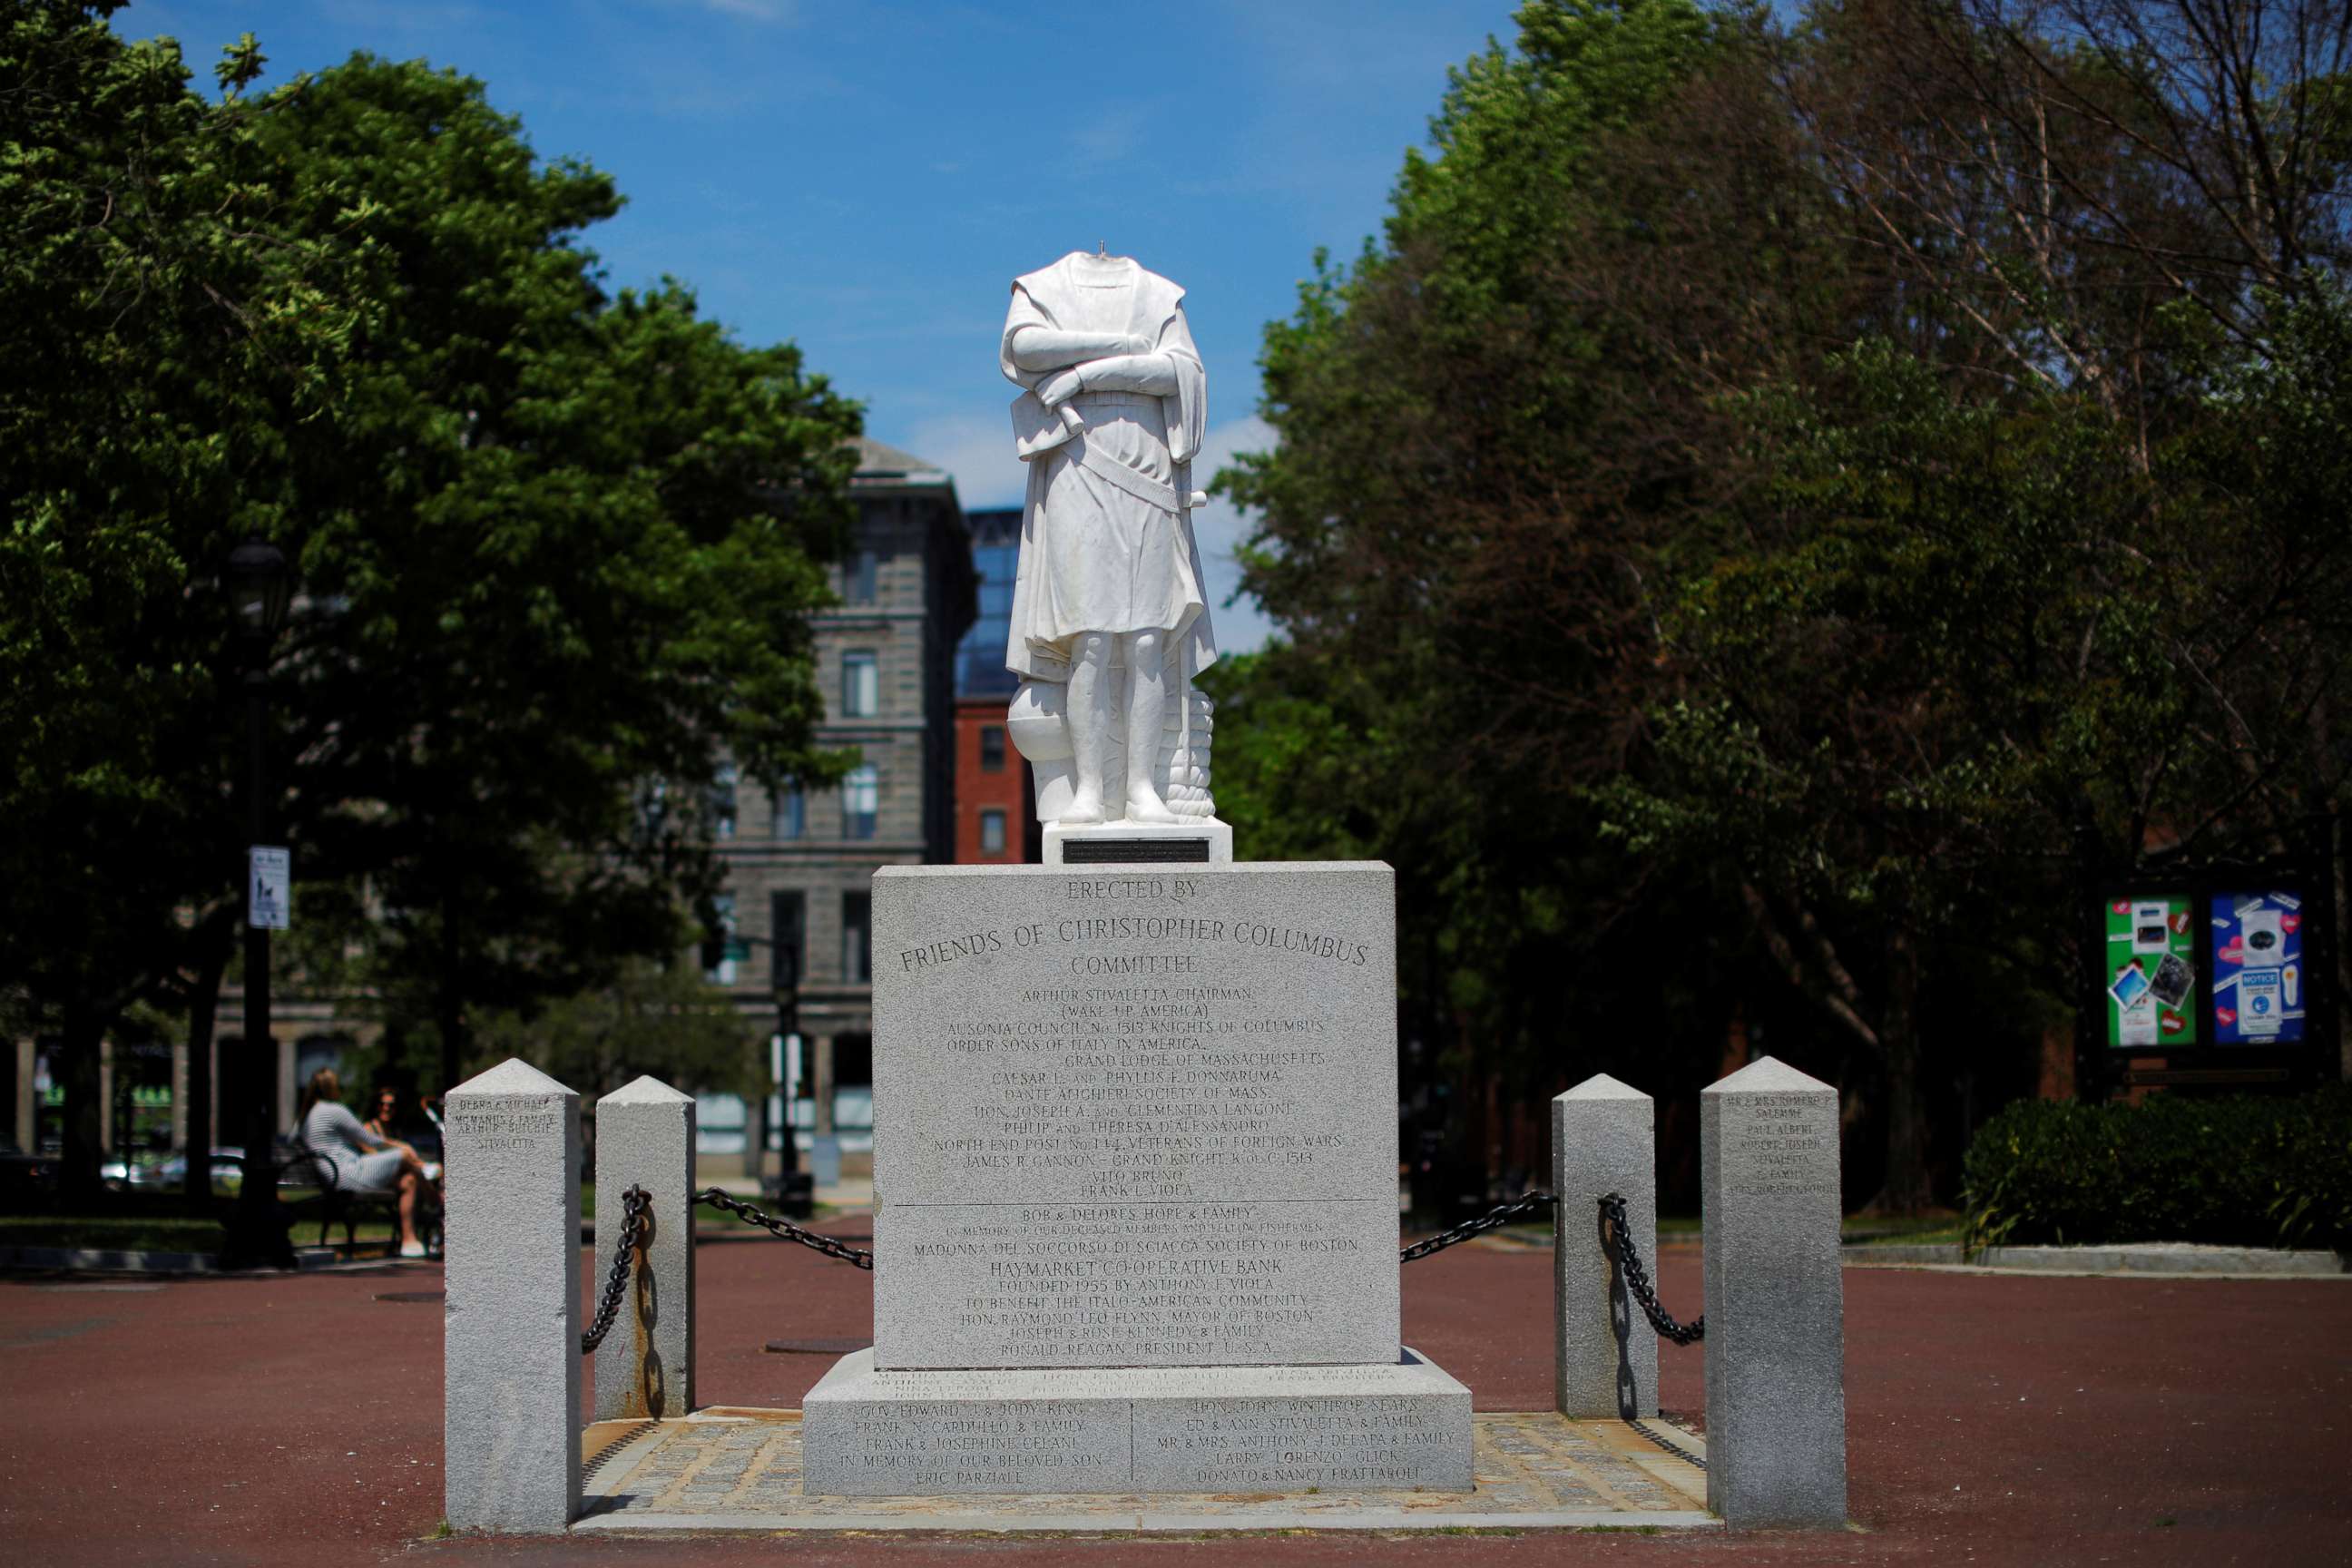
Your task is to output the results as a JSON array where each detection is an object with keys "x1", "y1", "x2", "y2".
[{"x1": 999, "y1": 253, "x2": 1216, "y2": 684}]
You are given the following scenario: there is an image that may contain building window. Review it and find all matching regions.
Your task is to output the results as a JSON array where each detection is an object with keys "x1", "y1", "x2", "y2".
[
  {"x1": 842, "y1": 891, "x2": 872, "y2": 984},
  {"x1": 842, "y1": 764, "x2": 878, "y2": 839},
  {"x1": 979, "y1": 725, "x2": 1006, "y2": 772},
  {"x1": 980, "y1": 808, "x2": 1006, "y2": 856},
  {"x1": 843, "y1": 549, "x2": 877, "y2": 605},
  {"x1": 773, "y1": 785, "x2": 805, "y2": 840},
  {"x1": 708, "y1": 762, "x2": 737, "y2": 841},
  {"x1": 770, "y1": 891, "x2": 805, "y2": 990},
  {"x1": 705, "y1": 894, "x2": 742, "y2": 985},
  {"x1": 831, "y1": 1033, "x2": 874, "y2": 1131},
  {"x1": 841, "y1": 651, "x2": 878, "y2": 718}
]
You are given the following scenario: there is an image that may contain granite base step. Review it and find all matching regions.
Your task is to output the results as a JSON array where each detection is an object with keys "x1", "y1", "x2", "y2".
[
  {"x1": 802, "y1": 1347, "x2": 1471, "y2": 1495},
  {"x1": 576, "y1": 1406, "x2": 1713, "y2": 1533}
]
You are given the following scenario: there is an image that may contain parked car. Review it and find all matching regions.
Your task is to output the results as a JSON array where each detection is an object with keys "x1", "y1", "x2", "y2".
[{"x1": 102, "y1": 1147, "x2": 246, "y2": 1194}]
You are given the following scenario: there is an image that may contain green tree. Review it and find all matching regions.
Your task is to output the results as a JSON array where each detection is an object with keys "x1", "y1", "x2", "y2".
[
  {"x1": 0, "y1": 2, "x2": 363, "y2": 1195},
  {"x1": 243, "y1": 54, "x2": 858, "y2": 1090},
  {"x1": 472, "y1": 957, "x2": 752, "y2": 1114},
  {"x1": 1216, "y1": 0, "x2": 1816, "y2": 1180},
  {"x1": 0, "y1": 10, "x2": 859, "y2": 1193}
]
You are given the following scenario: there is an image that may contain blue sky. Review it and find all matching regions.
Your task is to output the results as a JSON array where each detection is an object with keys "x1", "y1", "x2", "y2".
[{"x1": 115, "y1": 0, "x2": 1523, "y2": 650}]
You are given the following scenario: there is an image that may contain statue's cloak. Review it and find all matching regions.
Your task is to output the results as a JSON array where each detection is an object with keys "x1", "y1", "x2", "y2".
[{"x1": 1000, "y1": 253, "x2": 1216, "y2": 684}]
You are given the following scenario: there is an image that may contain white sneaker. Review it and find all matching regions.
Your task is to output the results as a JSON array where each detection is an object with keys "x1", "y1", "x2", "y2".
[{"x1": 399, "y1": 1241, "x2": 426, "y2": 1259}]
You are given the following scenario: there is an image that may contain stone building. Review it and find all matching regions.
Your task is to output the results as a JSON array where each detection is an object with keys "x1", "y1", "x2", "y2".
[
  {"x1": 698, "y1": 438, "x2": 975, "y2": 1181},
  {"x1": 12, "y1": 437, "x2": 974, "y2": 1188}
]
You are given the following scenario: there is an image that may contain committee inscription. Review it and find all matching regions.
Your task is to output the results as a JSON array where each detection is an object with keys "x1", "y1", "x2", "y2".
[{"x1": 871, "y1": 864, "x2": 1399, "y2": 1369}]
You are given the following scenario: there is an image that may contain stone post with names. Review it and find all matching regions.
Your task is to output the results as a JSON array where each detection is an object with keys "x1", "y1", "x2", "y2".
[
  {"x1": 443, "y1": 1058, "x2": 582, "y2": 1534},
  {"x1": 1700, "y1": 1054, "x2": 1847, "y2": 1528}
]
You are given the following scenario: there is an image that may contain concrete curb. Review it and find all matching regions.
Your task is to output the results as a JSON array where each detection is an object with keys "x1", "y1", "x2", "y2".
[{"x1": 1844, "y1": 1241, "x2": 2349, "y2": 1276}]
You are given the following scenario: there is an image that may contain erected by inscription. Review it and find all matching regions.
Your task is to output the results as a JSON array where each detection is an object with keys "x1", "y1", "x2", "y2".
[{"x1": 873, "y1": 864, "x2": 1398, "y2": 1369}]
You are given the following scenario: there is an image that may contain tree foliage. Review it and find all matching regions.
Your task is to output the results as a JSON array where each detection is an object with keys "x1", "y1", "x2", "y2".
[
  {"x1": 0, "y1": 5, "x2": 859, "y2": 1191},
  {"x1": 1219, "y1": 0, "x2": 2352, "y2": 1209}
]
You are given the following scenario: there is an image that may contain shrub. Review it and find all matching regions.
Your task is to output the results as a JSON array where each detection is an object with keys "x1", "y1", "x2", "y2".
[{"x1": 1961, "y1": 1086, "x2": 2352, "y2": 1253}]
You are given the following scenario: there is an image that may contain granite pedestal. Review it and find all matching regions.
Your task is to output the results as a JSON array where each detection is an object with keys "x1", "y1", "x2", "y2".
[{"x1": 800, "y1": 861, "x2": 1472, "y2": 1496}]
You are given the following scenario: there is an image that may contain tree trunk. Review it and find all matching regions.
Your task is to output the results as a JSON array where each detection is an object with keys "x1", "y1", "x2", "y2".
[
  {"x1": 59, "y1": 1004, "x2": 106, "y2": 1205},
  {"x1": 1872, "y1": 924, "x2": 1934, "y2": 1214}
]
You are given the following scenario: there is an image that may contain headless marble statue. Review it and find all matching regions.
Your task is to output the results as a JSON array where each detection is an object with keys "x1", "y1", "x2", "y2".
[{"x1": 1000, "y1": 251, "x2": 1217, "y2": 827}]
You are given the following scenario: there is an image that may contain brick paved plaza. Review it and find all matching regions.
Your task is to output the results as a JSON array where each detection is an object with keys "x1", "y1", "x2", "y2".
[{"x1": 5, "y1": 1224, "x2": 2346, "y2": 1565}]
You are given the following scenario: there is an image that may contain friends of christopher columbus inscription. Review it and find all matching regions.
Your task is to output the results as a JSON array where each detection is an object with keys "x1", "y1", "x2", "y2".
[{"x1": 870, "y1": 864, "x2": 1399, "y2": 1369}]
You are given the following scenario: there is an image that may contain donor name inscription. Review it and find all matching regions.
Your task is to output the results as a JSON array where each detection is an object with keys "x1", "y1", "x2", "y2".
[{"x1": 871, "y1": 865, "x2": 1398, "y2": 1370}]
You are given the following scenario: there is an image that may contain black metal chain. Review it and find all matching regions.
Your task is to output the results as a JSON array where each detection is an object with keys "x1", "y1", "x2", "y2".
[
  {"x1": 695, "y1": 1187, "x2": 874, "y2": 1269},
  {"x1": 581, "y1": 1185, "x2": 651, "y2": 1355},
  {"x1": 1598, "y1": 1191, "x2": 1703, "y2": 1345},
  {"x1": 1399, "y1": 1190, "x2": 1560, "y2": 1263}
]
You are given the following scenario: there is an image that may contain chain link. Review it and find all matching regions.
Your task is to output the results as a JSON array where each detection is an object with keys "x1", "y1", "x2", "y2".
[
  {"x1": 1398, "y1": 1190, "x2": 1559, "y2": 1263},
  {"x1": 695, "y1": 1187, "x2": 874, "y2": 1269},
  {"x1": 581, "y1": 1185, "x2": 651, "y2": 1356},
  {"x1": 1598, "y1": 1191, "x2": 1703, "y2": 1345}
]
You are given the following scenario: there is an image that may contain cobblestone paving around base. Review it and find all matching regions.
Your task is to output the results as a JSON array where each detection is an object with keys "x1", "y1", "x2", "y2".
[{"x1": 575, "y1": 1407, "x2": 1712, "y2": 1532}]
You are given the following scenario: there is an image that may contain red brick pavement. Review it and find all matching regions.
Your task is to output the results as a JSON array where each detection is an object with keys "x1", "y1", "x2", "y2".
[{"x1": 3, "y1": 1226, "x2": 2347, "y2": 1566}]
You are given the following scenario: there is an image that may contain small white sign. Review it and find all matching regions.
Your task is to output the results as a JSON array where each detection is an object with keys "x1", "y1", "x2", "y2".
[
  {"x1": 249, "y1": 845, "x2": 290, "y2": 930},
  {"x1": 2238, "y1": 968, "x2": 2284, "y2": 1036}
]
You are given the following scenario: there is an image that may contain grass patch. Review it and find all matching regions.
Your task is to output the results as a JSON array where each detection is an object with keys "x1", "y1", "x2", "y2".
[
  {"x1": 1848, "y1": 1222, "x2": 1965, "y2": 1247},
  {"x1": 0, "y1": 1215, "x2": 224, "y2": 1251}
]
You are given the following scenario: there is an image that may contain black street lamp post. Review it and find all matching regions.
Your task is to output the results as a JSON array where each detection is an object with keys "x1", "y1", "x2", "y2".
[
  {"x1": 769, "y1": 943, "x2": 800, "y2": 1195},
  {"x1": 222, "y1": 535, "x2": 295, "y2": 1269},
  {"x1": 710, "y1": 918, "x2": 803, "y2": 1198}
]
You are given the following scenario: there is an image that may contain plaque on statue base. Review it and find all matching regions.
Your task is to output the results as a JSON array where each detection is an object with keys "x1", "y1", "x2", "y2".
[
  {"x1": 805, "y1": 1348, "x2": 1472, "y2": 1496},
  {"x1": 1044, "y1": 818, "x2": 1234, "y2": 866}
]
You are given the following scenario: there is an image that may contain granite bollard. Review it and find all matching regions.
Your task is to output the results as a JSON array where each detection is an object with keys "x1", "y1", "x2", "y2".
[
  {"x1": 1701, "y1": 1054, "x2": 1847, "y2": 1528},
  {"x1": 593, "y1": 1075, "x2": 696, "y2": 1422},
  {"x1": 1552, "y1": 1073, "x2": 1656, "y2": 1419},
  {"x1": 443, "y1": 1058, "x2": 581, "y2": 1534}
]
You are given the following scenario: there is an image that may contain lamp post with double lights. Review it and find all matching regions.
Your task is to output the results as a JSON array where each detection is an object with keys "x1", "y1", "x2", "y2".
[{"x1": 221, "y1": 535, "x2": 296, "y2": 1269}]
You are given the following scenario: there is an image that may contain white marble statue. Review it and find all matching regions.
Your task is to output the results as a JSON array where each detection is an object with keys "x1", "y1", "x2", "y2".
[{"x1": 1000, "y1": 250, "x2": 1218, "y2": 827}]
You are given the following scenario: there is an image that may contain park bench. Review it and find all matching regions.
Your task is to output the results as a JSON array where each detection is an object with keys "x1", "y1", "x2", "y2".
[{"x1": 280, "y1": 1135, "x2": 436, "y2": 1259}]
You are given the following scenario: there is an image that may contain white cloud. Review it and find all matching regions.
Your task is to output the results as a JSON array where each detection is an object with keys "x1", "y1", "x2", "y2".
[{"x1": 901, "y1": 408, "x2": 1028, "y2": 510}]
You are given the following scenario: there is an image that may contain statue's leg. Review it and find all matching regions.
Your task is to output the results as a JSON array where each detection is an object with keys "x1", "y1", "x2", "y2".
[
  {"x1": 1122, "y1": 630, "x2": 1179, "y2": 824},
  {"x1": 1063, "y1": 632, "x2": 1112, "y2": 824}
]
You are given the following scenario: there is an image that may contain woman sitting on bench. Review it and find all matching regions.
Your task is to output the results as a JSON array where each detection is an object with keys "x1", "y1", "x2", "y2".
[{"x1": 296, "y1": 1069, "x2": 437, "y2": 1259}]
